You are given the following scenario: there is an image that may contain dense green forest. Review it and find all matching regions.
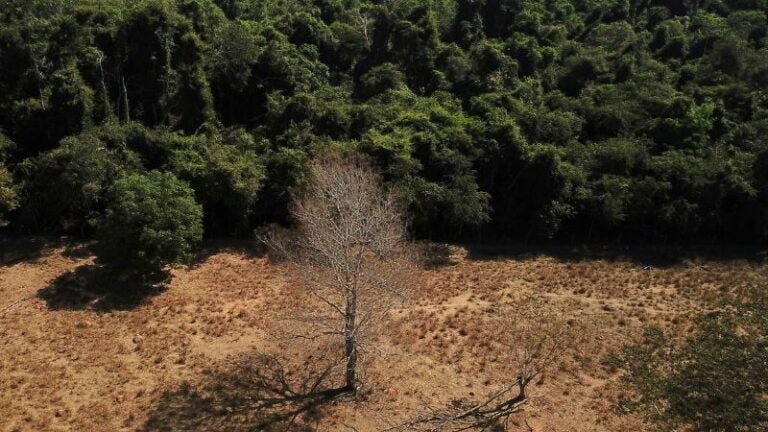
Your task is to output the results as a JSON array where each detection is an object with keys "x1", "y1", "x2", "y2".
[{"x1": 1, "y1": 0, "x2": 768, "y2": 244}]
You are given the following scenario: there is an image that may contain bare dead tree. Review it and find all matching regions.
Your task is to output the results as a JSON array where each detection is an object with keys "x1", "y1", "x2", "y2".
[
  {"x1": 354, "y1": 7, "x2": 373, "y2": 46},
  {"x1": 263, "y1": 154, "x2": 416, "y2": 394},
  {"x1": 398, "y1": 296, "x2": 584, "y2": 431},
  {"x1": 29, "y1": 45, "x2": 50, "y2": 110},
  {"x1": 93, "y1": 49, "x2": 112, "y2": 120}
]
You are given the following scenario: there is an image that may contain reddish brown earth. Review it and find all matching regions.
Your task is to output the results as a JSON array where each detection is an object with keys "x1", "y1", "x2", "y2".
[{"x1": 1, "y1": 239, "x2": 765, "y2": 431}]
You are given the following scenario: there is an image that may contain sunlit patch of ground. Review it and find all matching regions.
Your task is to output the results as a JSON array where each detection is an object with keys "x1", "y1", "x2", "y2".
[{"x1": 1, "y1": 239, "x2": 764, "y2": 431}]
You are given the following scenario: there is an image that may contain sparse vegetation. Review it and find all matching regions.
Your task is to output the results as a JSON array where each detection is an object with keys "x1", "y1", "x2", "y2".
[
  {"x1": 4, "y1": 243, "x2": 764, "y2": 431},
  {"x1": 403, "y1": 295, "x2": 585, "y2": 431},
  {"x1": 610, "y1": 284, "x2": 768, "y2": 431}
]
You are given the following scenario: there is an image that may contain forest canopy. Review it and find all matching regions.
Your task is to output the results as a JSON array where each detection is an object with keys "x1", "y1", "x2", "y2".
[{"x1": 2, "y1": 0, "x2": 768, "y2": 243}]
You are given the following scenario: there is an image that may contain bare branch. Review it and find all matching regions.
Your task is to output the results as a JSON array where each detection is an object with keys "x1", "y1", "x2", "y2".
[
  {"x1": 398, "y1": 295, "x2": 586, "y2": 431},
  {"x1": 262, "y1": 153, "x2": 418, "y2": 392}
]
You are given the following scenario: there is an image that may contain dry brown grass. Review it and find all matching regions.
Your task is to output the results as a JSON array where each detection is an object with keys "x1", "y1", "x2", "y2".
[{"x1": 0, "y1": 240, "x2": 765, "y2": 431}]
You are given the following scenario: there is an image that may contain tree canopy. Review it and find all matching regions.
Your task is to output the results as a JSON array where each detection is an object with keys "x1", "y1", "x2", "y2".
[
  {"x1": 2, "y1": 0, "x2": 768, "y2": 243},
  {"x1": 95, "y1": 170, "x2": 203, "y2": 274}
]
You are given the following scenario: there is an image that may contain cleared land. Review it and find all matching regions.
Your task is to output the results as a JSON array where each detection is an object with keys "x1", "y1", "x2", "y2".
[{"x1": 1, "y1": 239, "x2": 765, "y2": 431}]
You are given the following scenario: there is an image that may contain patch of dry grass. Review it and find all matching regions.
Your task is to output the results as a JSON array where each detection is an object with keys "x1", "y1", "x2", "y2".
[{"x1": 0, "y1": 240, "x2": 764, "y2": 431}]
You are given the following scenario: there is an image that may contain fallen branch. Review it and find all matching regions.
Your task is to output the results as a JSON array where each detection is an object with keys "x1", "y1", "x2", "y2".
[{"x1": 394, "y1": 378, "x2": 529, "y2": 432}]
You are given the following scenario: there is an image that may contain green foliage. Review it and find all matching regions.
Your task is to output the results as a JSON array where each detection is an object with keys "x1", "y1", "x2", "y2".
[
  {"x1": 610, "y1": 285, "x2": 768, "y2": 431},
  {"x1": 251, "y1": 145, "x2": 311, "y2": 225},
  {"x1": 17, "y1": 131, "x2": 140, "y2": 233},
  {"x1": 357, "y1": 63, "x2": 406, "y2": 99},
  {"x1": 115, "y1": 1, "x2": 218, "y2": 131},
  {"x1": 0, "y1": 165, "x2": 17, "y2": 227},
  {"x1": 1, "y1": 0, "x2": 768, "y2": 242},
  {"x1": 358, "y1": 89, "x2": 490, "y2": 235},
  {"x1": 0, "y1": 132, "x2": 16, "y2": 226},
  {"x1": 0, "y1": 132, "x2": 18, "y2": 226},
  {"x1": 0, "y1": 132, "x2": 13, "y2": 163},
  {"x1": 168, "y1": 129, "x2": 265, "y2": 235},
  {"x1": 95, "y1": 171, "x2": 203, "y2": 273}
]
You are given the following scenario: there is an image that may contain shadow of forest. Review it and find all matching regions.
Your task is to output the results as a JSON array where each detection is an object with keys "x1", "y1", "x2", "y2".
[{"x1": 462, "y1": 243, "x2": 766, "y2": 269}]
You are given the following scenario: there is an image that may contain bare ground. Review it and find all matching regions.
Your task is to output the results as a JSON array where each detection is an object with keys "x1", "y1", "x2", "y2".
[{"x1": 1, "y1": 239, "x2": 765, "y2": 432}]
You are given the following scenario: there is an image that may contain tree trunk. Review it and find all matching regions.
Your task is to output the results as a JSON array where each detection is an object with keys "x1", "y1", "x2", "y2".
[
  {"x1": 96, "y1": 56, "x2": 112, "y2": 120},
  {"x1": 586, "y1": 217, "x2": 595, "y2": 244},
  {"x1": 517, "y1": 376, "x2": 527, "y2": 402},
  {"x1": 344, "y1": 284, "x2": 357, "y2": 393},
  {"x1": 121, "y1": 74, "x2": 130, "y2": 123}
]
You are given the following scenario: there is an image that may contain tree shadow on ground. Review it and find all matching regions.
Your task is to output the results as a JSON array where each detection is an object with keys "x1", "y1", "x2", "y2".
[
  {"x1": 37, "y1": 264, "x2": 169, "y2": 312},
  {"x1": 0, "y1": 235, "x2": 91, "y2": 267},
  {"x1": 60, "y1": 241, "x2": 94, "y2": 259},
  {"x1": 463, "y1": 243, "x2": 767, "y2": 268},
  {"x1": 142, "y1": 353, "x2": 348, "y2": 432},
  {"x1": 419, "y1": 242, "x2": 459, "y2": 269},
  {"x1": 189, "y1": 238, "x2": 266, "y2": 268}
]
